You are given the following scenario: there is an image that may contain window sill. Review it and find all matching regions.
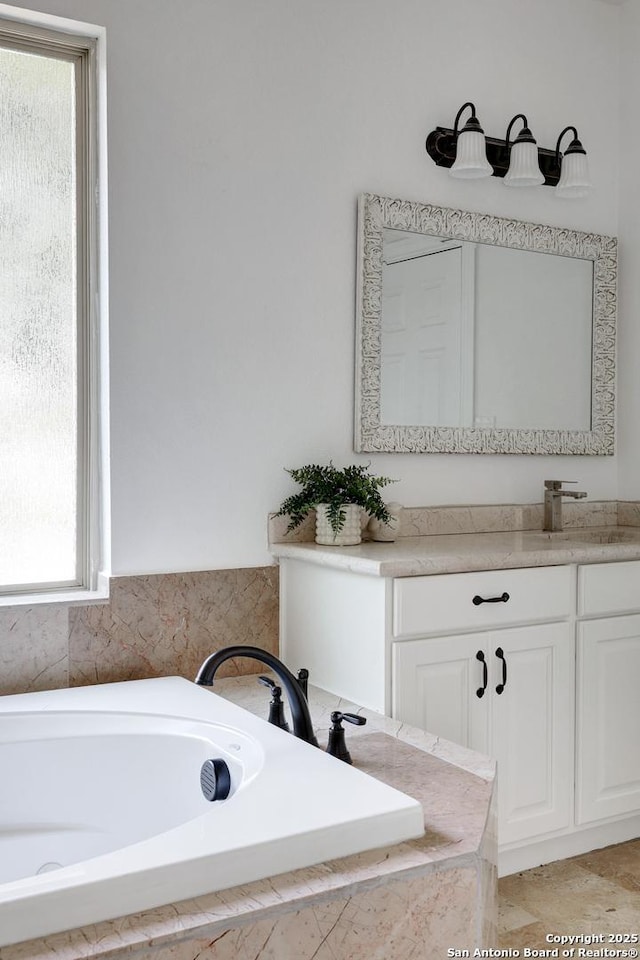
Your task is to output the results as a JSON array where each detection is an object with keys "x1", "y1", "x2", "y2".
[{"x1": 0, "y1": 572, "x2": 110, "y2": 608}]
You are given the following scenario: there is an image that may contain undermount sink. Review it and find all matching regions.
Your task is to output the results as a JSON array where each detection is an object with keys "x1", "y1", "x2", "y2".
[{"x1": 534, "y1": 527, "x2": 640, "y2": 545}]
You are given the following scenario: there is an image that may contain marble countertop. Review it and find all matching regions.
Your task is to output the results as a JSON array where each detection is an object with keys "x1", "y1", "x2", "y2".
[
  {"x1": 271, "y1": 526, "x2": 640, "y2": 577},
  {"x1": 2, "y1": 678, "x2": 495, "y2": 960}
]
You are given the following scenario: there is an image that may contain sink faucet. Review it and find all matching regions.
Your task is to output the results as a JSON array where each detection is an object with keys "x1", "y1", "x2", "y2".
[
  {"x1": 543, "y1": 480, "x2": 587, "y2": 532},
  {"x1": 195, "y1": 645, "x2": 318, "y2": 746}
]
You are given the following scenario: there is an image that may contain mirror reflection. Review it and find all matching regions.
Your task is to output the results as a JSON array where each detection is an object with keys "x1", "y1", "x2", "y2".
[{"x1": 381, "y1": 227, "x2": 594, "y2": 432}]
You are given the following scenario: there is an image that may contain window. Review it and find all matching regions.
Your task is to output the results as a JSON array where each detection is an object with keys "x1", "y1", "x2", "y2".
[{"x1": 0, "y1": 17, "x2": 107, "y2": 601}]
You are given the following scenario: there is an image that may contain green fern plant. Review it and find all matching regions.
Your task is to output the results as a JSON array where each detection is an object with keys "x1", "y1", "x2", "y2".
[{"x1": 276, "y1": 463, "x2": 395, "y2": 535}]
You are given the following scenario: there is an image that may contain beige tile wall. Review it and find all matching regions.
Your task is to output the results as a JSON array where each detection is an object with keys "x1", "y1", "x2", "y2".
[{"x1": 0, "y1": 567, "x2": 279, "y2": 697}]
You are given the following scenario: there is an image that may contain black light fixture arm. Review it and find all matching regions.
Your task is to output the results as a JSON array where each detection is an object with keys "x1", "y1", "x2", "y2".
[
  {"x1": 453, "y1": 101, "x2": 478, "y2": 136},
  {"x1": 555, "y1": 125, "x2": 585, "y2": 163},
  {"x1": 505, "y1": 113, "x2": 532, "y2": 150}
]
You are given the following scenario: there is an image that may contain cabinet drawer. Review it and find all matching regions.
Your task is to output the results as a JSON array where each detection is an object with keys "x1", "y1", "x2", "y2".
[
  {"x1": 578, "y1": 560, "x2": 640, "y2": 617},
  {"x1": 393, "y1": 566, "x2": 572, "y2": 639}
]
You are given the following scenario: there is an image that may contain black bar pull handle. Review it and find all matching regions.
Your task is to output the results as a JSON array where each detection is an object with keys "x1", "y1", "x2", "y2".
[
  {"x1": 472, "y1": 591, "x2": 510, "y2": 606},
  {"x1": 476, "y1": 650, "x2": 488, "y2": 698},
  {"x1": 495, "y1": 647, "x2": 507, "y2": 694}
]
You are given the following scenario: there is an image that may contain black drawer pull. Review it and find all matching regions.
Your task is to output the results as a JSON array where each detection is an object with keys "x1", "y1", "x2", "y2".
[
  {"x1": 475, "y1": 650, "x2": 488, "y2": 698},
  {"x1": 472, "y1": 591, "x2": 510, "y2": 606},
  {"x1": 495, "y1": 647, "x2": 507, "y2": 694}
]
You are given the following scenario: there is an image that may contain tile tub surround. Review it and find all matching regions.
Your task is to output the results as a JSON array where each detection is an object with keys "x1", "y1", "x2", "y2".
[
  {"x1": 0, "y1": 678, "x2": 497, "y2": 959},
  {"x1": 0, "y1": 567, "x2": 278, "y2": 696},
  {"x1": 0, "y1": 604, "x2": 70, "y2": 697}
]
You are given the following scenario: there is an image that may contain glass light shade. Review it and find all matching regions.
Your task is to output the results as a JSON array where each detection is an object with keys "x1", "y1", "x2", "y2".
[
  {"x1": 555, "y1": 151, "x2": 590, "y2": 198},
  {"x1": 504, "y1": 140, "x2": 544, "y2": 187},
  {"x1": 450, "y1": 130, "x2": 493, "y2": 179}
]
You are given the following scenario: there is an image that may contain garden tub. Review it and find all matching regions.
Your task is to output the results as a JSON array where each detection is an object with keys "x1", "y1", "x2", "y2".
[{"x1": 0, "y1": 676, "x2": 424, "y2": 947}]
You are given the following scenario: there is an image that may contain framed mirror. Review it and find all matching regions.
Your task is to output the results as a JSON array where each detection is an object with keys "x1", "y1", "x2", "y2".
[{"x1": 354, "y1": 193, "x2": 616, "y2": 455}]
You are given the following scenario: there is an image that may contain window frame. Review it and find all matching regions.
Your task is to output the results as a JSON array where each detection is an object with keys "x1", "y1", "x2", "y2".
[{"x1": 0, "y1": 12, "x2": 109, "y2": 605}]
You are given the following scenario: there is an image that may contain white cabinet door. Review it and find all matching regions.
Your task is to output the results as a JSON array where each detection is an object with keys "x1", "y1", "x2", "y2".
[
  {"x1": 393, "y1": 623, "x2": 574, "y2": 846},
  {"x1": 392, "y1": 633, "x2": 490, "y2": 755},
  {"x1": 576, "y1": 615, "x2": 640, "y2": 824},
  {"x1": 492, "y1": 623, "x2": 574, "y2": 845}
]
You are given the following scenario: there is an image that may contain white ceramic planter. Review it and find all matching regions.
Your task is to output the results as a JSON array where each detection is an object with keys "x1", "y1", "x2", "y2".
[{"x1": 315, "y1": 503, "x2": 362, "y2": 546}]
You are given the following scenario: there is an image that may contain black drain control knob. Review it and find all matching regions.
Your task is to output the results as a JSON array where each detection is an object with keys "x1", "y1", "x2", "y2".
[{"x1": 200, "y1": 758, "x2": 231, "y2": 801}]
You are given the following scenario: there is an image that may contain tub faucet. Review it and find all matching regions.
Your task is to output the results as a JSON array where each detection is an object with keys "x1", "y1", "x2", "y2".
[
  {"x1": 543, "y1": 480, "x2": 587, "y2": 532},
  {"x1": 195, "y1": 646, "x2": 318, "y2": 747}
]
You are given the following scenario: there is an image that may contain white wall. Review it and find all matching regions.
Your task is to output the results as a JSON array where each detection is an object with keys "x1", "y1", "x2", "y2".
[
  {"x1": 3, "y1": 0, "x2": 623, "y2": 574},
  {"x1": 617, "y1": 0, "x2": 640, "y2": 499}
]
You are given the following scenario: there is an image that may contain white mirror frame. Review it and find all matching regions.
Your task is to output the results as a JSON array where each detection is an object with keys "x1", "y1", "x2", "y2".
[{"x1": 354, "y1": 193, "x2": 617, "y2": 455}]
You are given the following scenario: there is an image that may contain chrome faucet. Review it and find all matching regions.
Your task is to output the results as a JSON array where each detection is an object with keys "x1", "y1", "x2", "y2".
[
  {"x1": 543, "y1": 480, "x2": 587, "y2": 532},
  {"x1": 195, "y1": 646, "x2": 318, "y2": 746}
]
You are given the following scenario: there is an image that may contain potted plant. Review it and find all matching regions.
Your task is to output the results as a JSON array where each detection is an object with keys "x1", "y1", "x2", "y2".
[{"x1": 276, "y1": 463, "x2": 395, "y2": 545}]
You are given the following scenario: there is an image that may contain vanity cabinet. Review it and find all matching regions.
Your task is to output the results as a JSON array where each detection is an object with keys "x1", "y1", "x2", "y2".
[
  {"x1": 391, "y1": 566, "x2": 574, "y2": 847},
  {"x1": 393, "y1": 624, "x2": 574, "y2": 846},
  {"x1": 279, "y1": 555, "x2": 640, "y2": 874}
]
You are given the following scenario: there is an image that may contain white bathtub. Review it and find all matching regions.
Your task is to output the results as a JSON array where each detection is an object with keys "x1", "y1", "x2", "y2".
[{"x1": 0, "y1": 677, "x2": 424, "y2": 947}]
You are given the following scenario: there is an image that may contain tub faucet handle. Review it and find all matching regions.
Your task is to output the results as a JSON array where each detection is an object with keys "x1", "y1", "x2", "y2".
[
  {"x1": 258, "y1": 675, "x2": 290, "y2": 732},
  {"x1": 326, "y1": 711, "x2": 367, "y2": 765},
  {"x1": 296, "y1": 668, "x2": 309, "y2": 699}
]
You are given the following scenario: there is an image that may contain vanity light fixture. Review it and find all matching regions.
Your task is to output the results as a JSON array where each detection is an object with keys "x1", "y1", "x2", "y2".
[
  {"x1": 426, "y1": 103, "x2": 590, "y2": 196},
  {"x1": 449, "y1": 102, "x2": 493, "y2": 179},
  {"x1": 503, "y1": 114, "x2": 544, "y2": 187},
  {"x1": 555, "y1": 126, "x2": 591, "y2": 198}
]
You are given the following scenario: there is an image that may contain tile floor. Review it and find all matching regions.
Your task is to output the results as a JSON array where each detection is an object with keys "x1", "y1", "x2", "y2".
[{"x1": 499, "y1": 839, "x2": 640, "y2": 948}]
